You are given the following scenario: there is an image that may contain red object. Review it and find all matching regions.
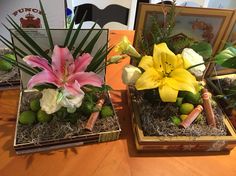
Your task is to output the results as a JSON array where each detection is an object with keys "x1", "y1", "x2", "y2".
[{"x1": 20, "y1": 13, "x2": 41, "y2": 28}]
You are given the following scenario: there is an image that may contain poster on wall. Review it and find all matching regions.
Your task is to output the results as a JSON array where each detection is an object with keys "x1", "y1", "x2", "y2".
[{"x1": 0, "y1": 0, "x2": 66, "y2": 48}]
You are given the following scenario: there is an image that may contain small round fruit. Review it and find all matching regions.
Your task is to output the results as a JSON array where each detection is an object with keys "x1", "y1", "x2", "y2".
[
  {"x1": 0, "y1": 60, "x2": 12, "y2": 71},
  {"x1": 180, "y1": 114, "x2": 188, "y2": 121},
  {"x1": 180, "y1": 103, "x2": 194, "y2": 115},
  {"x1": 101, "y1": 106, "x2": 113, "y2": 118},
  {"x1": 171, "y1": 116, "x2": 181, "y2": 126},
  {"x1": 185, "y1": 91, "x2": 200, "y2": 105},
  {"x1": 19, "y1": 111, "x2": 36, "y2": 125},
  {"x1": 37, "y1": 110, "x2": 51, "y2": 123},
  {"x1": 30, "y1": 99, "x2": 41, "y2": 111}
]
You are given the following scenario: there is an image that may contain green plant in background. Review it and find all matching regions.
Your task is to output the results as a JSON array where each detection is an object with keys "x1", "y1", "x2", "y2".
[{"x1": 213, "y1": 45, "x2": 236, "y2": 109}]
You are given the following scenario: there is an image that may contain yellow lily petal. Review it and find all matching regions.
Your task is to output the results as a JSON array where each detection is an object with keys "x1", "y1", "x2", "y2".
[
  {"x1": 176, "y1": 54, "x2": 184, "y2": 69},
  {"x1": 159, "y1": 84, "x2": 178, "y2": 102},
  {"x1": 135, "y1": 68, "x2": 163, "y2": 90},
  {"x1": 153, "y1": 43, "x2": 177, "y2": 73},
  {"x1": 165, "y1": 77, "x2": 196, "y2": 94},
  {"x1": 138, "y1": 55, "x2": 153, "y2": 71},
  {"x1": 169, "y1": 68, "x2": 198, "y2": 94}
]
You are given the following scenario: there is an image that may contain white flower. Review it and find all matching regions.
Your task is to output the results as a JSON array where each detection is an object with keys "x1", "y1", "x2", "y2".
[
  {"x1": 40, "y1": 89, "x2": 62, "y2": 114},
  {"x1": 60, "y1": 89, "x2": 85, "y2": 113},
  {"x1": 122, "y1": 64, "x2": 142, "y2": 85},
  {"x1": 182, "y1": 48, "x2": 206, "y2": 77}
]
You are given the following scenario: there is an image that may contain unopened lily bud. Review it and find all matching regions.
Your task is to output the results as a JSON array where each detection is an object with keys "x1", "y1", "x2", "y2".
[
  {"x1": 122, "y1": 65, "x2": 142, "y2": 85},
  {"x1": 115, "y1": 36, "x2": 141, "y2": 58},
  {"x1": 182, "y1": 48, "x2": 206, "y2": 77}
]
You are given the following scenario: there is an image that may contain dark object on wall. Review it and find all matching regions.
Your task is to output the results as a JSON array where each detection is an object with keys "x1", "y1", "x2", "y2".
[{"x1": 74, "y1": 4, "x2": 129, "y2": 27}]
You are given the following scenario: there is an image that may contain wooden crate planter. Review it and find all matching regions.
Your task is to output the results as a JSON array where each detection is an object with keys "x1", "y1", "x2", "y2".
[
  {"x1": 14, "y1": 90, "x2": 121, "y2": 154},
  {"x1": 128, "y1": 87, "x2": 236, "y2": 152}
]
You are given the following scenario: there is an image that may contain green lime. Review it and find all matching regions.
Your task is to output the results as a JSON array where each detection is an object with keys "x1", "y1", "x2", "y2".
[
  {"x1": 37, "y1": 110, "x2": 51, "y2": 123},
  {"x1": 19, "y1": 111, "x2": 36, "y2": 125},
  {"x1": 101, "y1": 106, "x2": 113, "y2": 118},
  {"x1": 185, "y1": 91, "x2": 201, "y2": 105},
  {"x1": 171, "y1": 116, "x2": 181, "y2": 126},
  {"x1": 30, "y1": 99, "x2": 41, "y2": 111},
  {"x1": 80, "y1": 101, "x2": 94, "y2": 116},
  {"x1": 175, "y1": 97, "x2": 183, "y2": 107},
  {"x1": 0, "y1": 60, "x2": 12, "y2": 71},
  {"x1": 180, "y1": 114, "x2": 188, "y2": 121},
  {"x1": 180, "y1": 103, "x2": 194, "y2": 115}
]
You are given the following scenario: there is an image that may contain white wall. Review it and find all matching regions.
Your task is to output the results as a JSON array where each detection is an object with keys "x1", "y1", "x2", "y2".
[{"x1": 0, "y1": 0, "x2": 65, "y2": 48}]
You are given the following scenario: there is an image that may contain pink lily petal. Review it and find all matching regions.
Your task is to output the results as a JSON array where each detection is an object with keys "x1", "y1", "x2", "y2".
[
  {"x1": 23, "y1": 55, "x2": 52, "y2": 71},
  {"x1": 74, "y1": 53, "x2": 93, "y2": 72},
  {"x1": 68, "y1": 72, "x2": 103, "y2": 87},
  {"x1": 27, "y1": 70, "x2": 60, "y2": 89},
  {"x1": 64, "y1": 81, "x2": 84, "y2": 96},
  {"x1": 51, "y1": 45, "x2": 74, "y2": 77}
]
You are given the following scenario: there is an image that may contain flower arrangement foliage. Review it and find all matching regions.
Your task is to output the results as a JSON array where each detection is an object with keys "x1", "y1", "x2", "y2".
[{"x1": 0, "y1": 0, "x2": 120, "y2": 116}]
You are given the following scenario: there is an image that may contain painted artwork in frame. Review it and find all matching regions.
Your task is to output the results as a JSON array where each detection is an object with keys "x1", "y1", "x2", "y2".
[{"x1": 134, "y1": 3, "x2": 234, "y2": 56}]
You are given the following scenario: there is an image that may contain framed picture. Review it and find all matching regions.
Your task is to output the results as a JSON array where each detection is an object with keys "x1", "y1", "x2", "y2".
[
  {"x1": 210, "y1": 10, "x2": 236, "y2": 76},
  {"x1": 134, "y1": 3, "x2": 234, "y2": 55}
]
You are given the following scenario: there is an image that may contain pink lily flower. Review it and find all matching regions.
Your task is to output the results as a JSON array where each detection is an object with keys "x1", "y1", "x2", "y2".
[{"x1": 23, "y1": 45, "x2": 103, "y2": 95}]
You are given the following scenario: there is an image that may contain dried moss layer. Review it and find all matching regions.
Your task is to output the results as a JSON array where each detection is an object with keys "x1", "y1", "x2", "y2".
[
  {"x1": 16, "y1": 92, "x2": 120, "y2": 145},
  {"x1": 132, "y1": 90, "x2": 227, "y2": 137}
]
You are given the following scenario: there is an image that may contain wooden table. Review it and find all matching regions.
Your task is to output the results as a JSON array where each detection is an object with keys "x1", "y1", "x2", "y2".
[{"x1": 1, "y1": 30, "x2": 236, "y2": 176}]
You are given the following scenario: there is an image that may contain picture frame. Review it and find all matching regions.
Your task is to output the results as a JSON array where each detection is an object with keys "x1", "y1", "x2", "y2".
[
  {"x1": 209, "y1": 10, "x2": 236, "y2": 76},
  {"x1": 134, "y1": 3, "x2": 234, "y2": 55}
]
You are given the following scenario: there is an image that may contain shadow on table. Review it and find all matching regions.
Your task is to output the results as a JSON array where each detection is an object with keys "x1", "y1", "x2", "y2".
[{"x1": 111, "y1": 90, "x2": 231, "y2": 157}]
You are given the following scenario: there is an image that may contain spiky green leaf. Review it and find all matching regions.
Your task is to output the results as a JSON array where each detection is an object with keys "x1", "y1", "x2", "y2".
[
  {"x1": 7, "y1": 16, "x2": 51, "y2": 61},
  {"x1": 68, "y1": 11, "x2": 88, "y2": 50},
  {"x1": 39, "y1": 0, "x2": 54, "y2": 50}
]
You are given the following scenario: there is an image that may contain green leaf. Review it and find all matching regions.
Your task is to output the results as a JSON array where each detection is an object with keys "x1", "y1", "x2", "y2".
[
  {"x1": 68, "y1": 11, "x2": 88, "y2": 51},
  {"x1": 63, "y1": 7, "x2": 80, "y2": 47},
  {"x1": 0, "y1": 35, "x2": 28, "y2": 56},
  {"x1": 86, "y1": 46, "x2": 113, "y2": 72},
  {"x1": 190, "y1": 42, "x2": 212, "y2": 59},
  {"x1": 82, "y1": 30, "x2": 103, "y2": 54},
  {"x1": 6, "y1": 16, "x2": 51, "y2": 61},
  {"x1": 39, "y1": 0, "x2": 54, "y2": 50},
  {"x1": 2, "y1": 24, "x2": 38, "y2": 55},
  {"x1": 73, "y1": 22, "x2": 97, "y2": 58},
  {"x1": 215, "y1": 46, "x2": 236, "y2": 68},
  {"x1": 0, "y1": 55, "x2": 36, "y2": 76}
]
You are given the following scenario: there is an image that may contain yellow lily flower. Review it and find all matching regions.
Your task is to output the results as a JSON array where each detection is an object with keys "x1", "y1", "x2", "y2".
[
  {"x1": 135, "y1": 43, "x2": 198, "y2": 102},
  {"x1": 115, "y1": 36, "x2": 141, "y2": 58}
]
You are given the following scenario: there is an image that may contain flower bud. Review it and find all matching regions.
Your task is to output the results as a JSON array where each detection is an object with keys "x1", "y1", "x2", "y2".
[
  {"x1": 115, "y1": 36, "x2": 141, "y2": 58},
  {"x1": 122, "y1": 65, "x2": 142, "y2": 85},
  {"x1": 182, "y1": 48, "x2": 206, "y2": 77}
]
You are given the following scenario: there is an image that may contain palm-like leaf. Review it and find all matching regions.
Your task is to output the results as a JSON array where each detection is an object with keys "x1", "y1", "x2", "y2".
[
  {"x1": 39, "y1": 0, "x2": 54, "y2": 50},
  {"x1": 0, "y1": 0, "x2": 110, "y2": 77}
]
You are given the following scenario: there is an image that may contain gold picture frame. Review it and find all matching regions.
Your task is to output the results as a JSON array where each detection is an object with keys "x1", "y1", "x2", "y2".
[
  {"x1": 134, "y1": 3, "x2": 234, "y2": 55},
  {"x1": 209, "y1": 10, "x2": 236, "y2": 76}
]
